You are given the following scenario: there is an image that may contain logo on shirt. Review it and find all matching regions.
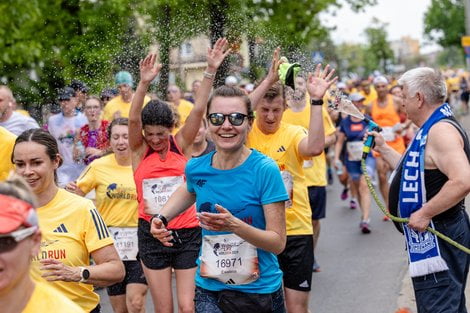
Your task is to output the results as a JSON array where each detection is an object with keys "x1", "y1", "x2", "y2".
[
  {"x1": 106, "y1": 183, "x2": 137, "y2": 200},
  {"x1": 53, "y1": 223, "x2": 69, "y2": 233},
  {"x1": 196, "y1": 179, "x2": 207, "y2": 187},
  {"x1": 277, "y1": 145, "x2": 286, "y2": 152}
]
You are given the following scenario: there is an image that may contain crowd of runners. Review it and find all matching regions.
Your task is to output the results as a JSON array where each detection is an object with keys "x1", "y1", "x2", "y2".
[{"x1": 0, "y1": 37, "x2": 470, "y2": 313}]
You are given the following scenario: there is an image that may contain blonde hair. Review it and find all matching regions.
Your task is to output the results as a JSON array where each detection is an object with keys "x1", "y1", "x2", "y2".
[{"x1": 0, "y1": 174, "x2": 37, "y2": 207}]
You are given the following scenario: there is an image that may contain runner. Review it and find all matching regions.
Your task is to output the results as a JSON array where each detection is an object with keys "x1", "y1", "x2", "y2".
[
  {"x1": 11, "y1": 128, "x2": 125, "y2": 313},
  {"x1": 282, "y1": 75, "x2": 337, "y2": 271},
  {"x1": 151, "y1": 85, "x2": 288, "y2": 313},
  {"x1": 67, "y1": 118, "x2": 148, "y2": 313},
  {"x1": 0, "y1": 126, "x2": 16, "y2": 181},
  {"x1": 247, "y1": 58, "x2": 337, "y2": 313},
  {"x1": 0, "y1": 176, "x2": 85, "y2": 313},
  {"x1": 333, "y1": 93, "x2": 373, "y2": 233},
  {"x1": 74, "y1": 96, "x2": 110, "y2": 165},
  {"x1": 129, "y1": 39, "x2": 229, "y2": 313},
  {"x1": 368, "y1": 76, "x2": 405, "y2": 220}
]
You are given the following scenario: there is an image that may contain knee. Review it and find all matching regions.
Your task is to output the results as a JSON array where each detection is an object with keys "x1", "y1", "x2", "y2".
[
  {"x1": 178, "y1": 304, "x2": 195, "y2": 313},
  {"x1": 127, "y1": 294, "x2": 145, "y2": 313}
]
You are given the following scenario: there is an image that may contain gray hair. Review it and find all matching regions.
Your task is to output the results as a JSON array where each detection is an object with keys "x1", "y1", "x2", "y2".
[{"x1": 397, "y1": 67, "x2": 447, "y2": 105}]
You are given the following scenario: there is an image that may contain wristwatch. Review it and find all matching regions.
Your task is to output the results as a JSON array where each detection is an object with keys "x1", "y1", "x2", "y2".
[
  {"x1": 79, "y1": 267, "x2": 90, "y2": 283},
  {"x1": 151, "y1": 214, "x2": 168, "y2": 227},
  {"x1": 310, "y1": 98, "x2": 324, "y2": 106}
]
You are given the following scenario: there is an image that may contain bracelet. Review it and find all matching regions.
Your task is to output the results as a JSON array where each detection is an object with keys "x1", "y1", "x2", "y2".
[
  {"x1": 151, "y1": 214, "x2": 168, "y2": 227},
  {"x1": 310, "y1": 99, "x2": 324, "y2": 106},
  {"x1": 203, "y1": 71, "x2": 215, "y2": 79}
]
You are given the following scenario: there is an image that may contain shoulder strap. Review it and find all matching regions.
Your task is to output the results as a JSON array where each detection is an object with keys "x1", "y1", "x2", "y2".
[{"x1": 441, "y1": 118, "x2": 470, "y2": 161}]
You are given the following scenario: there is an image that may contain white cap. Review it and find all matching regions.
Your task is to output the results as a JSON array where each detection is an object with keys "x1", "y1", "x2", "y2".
[
  {"x1": 373, "y1": 76, "x2": 388, "y2": 85},
  {"x1": 225, "y1": 76, "x2": 238, "y2": 86}
]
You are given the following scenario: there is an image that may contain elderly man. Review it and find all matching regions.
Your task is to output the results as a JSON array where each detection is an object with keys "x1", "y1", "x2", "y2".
[
  {"x1": 0, "y1": 85, "x2": 39, "y2": 135},
  {"x1": 370, "y1": 67, "x2": 470, "y2": 313}
]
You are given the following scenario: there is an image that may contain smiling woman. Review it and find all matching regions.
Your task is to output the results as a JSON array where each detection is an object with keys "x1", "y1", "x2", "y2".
[{"x1": 11, "y1": 128, "x2": 125, "y2": 313}]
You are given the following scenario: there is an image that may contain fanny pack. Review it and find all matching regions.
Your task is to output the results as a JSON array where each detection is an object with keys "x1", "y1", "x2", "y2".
[{"x1": 217, "y1": 289, "x2": 273, "y2": 313}]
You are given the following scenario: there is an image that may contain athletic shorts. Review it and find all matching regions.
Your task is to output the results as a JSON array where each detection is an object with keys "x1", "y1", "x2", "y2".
[
  {"x1": 277, "y1": 235, "x2": 313, "y2": 292},
  {"x1": 345, "y1": 160, "x2": 362, "y2": 181},
  {"x1": 107, "y1": 260, "x2": 147, "y2": 296},
  {"x1": 138, "y1": 218, "x2": 201, "y2": 270},
  {"x1": 308, "y1": 186, "x2": 326, "y2": 220}
]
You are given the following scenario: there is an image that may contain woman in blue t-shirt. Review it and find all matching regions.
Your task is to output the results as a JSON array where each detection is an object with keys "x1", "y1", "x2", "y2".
[
  {"x1": 334, "y1": 93, "x2": 374, "y2": 234},
  {"x1": 150, "y1": 85, "x2": 288, "y2": 313}
]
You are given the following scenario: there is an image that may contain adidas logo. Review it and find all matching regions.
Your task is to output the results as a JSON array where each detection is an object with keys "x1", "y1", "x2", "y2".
[
  {"x1": 53, "y1": 223, "x2": 68, "y2": 233},
  {"x1": 276, "y1": 146, "x2": 286, "y2": 152},
  {"x1": 225, "y1": 278, "x2": 236, "y2": 285},
  {"x1": 299, "y1": 280, "x2": 309, "y2": 288}
]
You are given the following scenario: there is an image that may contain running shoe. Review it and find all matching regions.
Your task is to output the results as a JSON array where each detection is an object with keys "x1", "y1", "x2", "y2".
[
  {"x1": 349, "y1": 199, "x2": 357, "y2": 210},
  {"x1": 340, "y1": 188, "x2": 349, "y2": 200},
  {"x1": 312, "y1": 258, "x2": 321, "y2": 272},
  {"x1": 360, "y1": 221, "x2": 371, "y2": 234}
]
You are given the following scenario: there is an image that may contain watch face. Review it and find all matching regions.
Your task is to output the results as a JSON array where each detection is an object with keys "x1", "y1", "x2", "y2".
[{"x1": 82, "y1": 268, "x2": 90, "y2": 280}]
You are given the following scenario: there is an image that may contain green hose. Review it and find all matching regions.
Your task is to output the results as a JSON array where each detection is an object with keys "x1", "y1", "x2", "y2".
[{"x1": 360, "y1": 158, "x2": 470, "y2": 254}]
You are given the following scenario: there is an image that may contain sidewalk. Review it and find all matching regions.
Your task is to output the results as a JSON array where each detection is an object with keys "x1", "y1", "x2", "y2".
[{"x1": 396, "y1": 111, "x2": 470, "y2": 312}]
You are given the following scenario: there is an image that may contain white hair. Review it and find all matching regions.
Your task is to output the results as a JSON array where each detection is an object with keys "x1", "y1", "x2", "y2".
[{"x1": 397, "y1": 67, "x2": 447, "y2": 105}]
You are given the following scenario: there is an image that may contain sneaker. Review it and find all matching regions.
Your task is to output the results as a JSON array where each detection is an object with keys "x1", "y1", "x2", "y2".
[
  {"x1": 360, "y1": 221, "x2": 371, "y2": 234},
  {"x1": 312, "y1": 258, "x2": 321, "y2": 272},
  {"x1": 340, "y1": 188, "x2": 349, "y2": 200},
  {"x1": 349, "y1": 199, "x2": 357, "y2": 210}
]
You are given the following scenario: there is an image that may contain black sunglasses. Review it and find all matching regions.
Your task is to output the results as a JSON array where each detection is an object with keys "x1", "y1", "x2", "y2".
[
  {"x1": 0, "y1": 226, "x2": 37, "y2": 253},
  {"x1": 207, "y1": 113, "x2": 250, "y2": 126}
]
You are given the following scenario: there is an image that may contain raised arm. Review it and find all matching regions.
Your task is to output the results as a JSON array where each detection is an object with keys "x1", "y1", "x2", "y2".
[
  {"x1": 248, "y1": 47, "x2": 281, "y2": 110},
  {"x1": 128, "y1": 54, "x2": 161, "y2": 159},
  {"x1": 298, "y1": 64, "x2": 338, "y2": 157},
  {"x1": 176, "y1": 38, "x2": 231, "y2": 156}
]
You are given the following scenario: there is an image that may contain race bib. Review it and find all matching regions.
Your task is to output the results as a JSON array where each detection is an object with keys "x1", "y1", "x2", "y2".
[
  {"x1": 346, "y1": 141, "x2": 363, "y2": 161},
  {"x1": 382, "y1": 126, "x2": 396, "y2": 142},
  {"x1": 281, "y1": 170, "x2": 293, "y2": 208},
  {"x1": 200, "y1": 233, "x2": 259, "y2": 285},
  {"x1": 109, "y1": 227, "x2": 138, "y2": 261},
  {"x1": 143, "y1": 176, "x2": 184, "y2": 215}
]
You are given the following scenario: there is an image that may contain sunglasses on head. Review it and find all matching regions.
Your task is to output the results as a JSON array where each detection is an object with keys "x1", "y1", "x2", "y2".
[
  {"x1": 0, "y1": 226, "x2": 37, "y2": 253},
  {"x1": 207, "y1": 112, "x2": 250, "y2": 126}
]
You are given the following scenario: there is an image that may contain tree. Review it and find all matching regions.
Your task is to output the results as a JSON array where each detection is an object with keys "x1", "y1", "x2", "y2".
[{"x1": 364, "y1": 18, "x2": 394, "y2": 74}]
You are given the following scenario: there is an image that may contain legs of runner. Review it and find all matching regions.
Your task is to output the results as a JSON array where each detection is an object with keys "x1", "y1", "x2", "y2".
[
  {"x1": 142, "y1": 265, "x2": 173, "y2": 313},
  {"x1": 126, "y1": 283, "x2": 148, "y2": 313},
  {"x1": 357, "y1": 176, "x2": 371, "y2": 222},
  {"x1": 284, "y1": 288, "x2": 310, "y2": 313},
  {"x1": 375, "y1": 156, "x2": 390, "y2": 205},
  {"x1": 175, "y1": 268, "x2": 197, "y2": 313},
  {"x1": 109, "y1": 295, "x2": 128, "y2": 313}
]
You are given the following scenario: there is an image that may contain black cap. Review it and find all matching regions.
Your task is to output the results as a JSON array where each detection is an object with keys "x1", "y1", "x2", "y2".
[
  {"x1": 57, "y1": 87, "x2": 76, "y2": 101},
  {"x1": 69, "y1": 80, "x2": 89, "y2": 93},
  {"x1": 100, "y1": 87, "x2": 118, "y2": 99}
]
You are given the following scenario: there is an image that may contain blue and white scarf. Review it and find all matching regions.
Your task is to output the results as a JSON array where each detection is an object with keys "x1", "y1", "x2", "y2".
[{"x1": 398, "y1": 103, "x2": 452, "y2": 277}]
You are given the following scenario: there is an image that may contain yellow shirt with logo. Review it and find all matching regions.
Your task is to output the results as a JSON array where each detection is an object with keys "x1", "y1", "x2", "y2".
[
  {"x1": 77, "y1": 154, "x2": 138, "y2": 227},
  {"x1": 103, "y1": 95, "x2": 151, "y2": 121},
  {"x1": 0, "y1": 126, "x2": 16, "y2": 181},
  {"x1": 31, "y1": 189, "x2": 114, "y2": 312},
  {"x1": 22, "y1": 282, "x2": 85, "y2": 313},
  {"x1": 247, "y1": 121, "x2": 312, "y2": 235},
  {"x1": 282, "y1": 105, "x2": 336, "y2": 187}
]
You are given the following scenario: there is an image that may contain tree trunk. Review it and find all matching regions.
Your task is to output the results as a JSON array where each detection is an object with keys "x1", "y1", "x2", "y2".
[{"x1": 157, "y1": 5, "x2": 171, "y2": 99}]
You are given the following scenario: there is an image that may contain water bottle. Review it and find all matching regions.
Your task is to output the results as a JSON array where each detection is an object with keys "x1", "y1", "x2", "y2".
[
  {"x1": 335, "y1": 160, "x2": 343, "y2": 175},
  {"x1": 75, "y1": 141, "x2": 86, "y2": 163}
]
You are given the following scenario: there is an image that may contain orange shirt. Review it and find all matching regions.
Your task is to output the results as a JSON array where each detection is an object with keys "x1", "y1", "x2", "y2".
[{"x1": 371, "y1": 95, "x2": 405, "y2": 154}]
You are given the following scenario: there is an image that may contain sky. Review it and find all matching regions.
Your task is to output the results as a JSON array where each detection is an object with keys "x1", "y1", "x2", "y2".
[{"x1": 320, "y1": 0, "x2": 439, "y2": 52}]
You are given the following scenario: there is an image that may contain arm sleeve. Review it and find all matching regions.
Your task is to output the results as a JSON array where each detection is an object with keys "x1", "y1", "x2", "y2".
[
  {"x1": 258, "y1": 158, "x2": 289, "y2": 205},
  {"x1": 83, "y1": 203, "x2": 114, "y2": 253},
  {"x1": 77, "y1": 165, "x2": 96, "y2": 195}
]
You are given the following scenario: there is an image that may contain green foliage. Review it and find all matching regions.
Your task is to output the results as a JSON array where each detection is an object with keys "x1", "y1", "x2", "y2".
[
  {"x1": 364, "y1": 18, "x2": 394, "y2": 74},
  {"x1": 424, "y1": 0, "x2": 465, "y2": 47}
]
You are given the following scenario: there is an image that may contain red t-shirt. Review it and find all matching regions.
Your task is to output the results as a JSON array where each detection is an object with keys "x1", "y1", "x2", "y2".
[{"x1": 134, "y1": 136, "x2": 198, "y2": 229}]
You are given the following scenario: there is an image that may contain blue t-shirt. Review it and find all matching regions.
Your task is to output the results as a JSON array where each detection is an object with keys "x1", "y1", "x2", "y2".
[
  {"x1": 186, "y1": 149, "x2": 288, "y2": 293},
  {"x1": 339, "y1": 115, "x2": 369, "y2": 142}
]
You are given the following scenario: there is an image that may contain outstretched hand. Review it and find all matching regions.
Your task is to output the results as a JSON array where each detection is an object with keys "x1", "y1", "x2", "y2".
[
  {"x1": 307, "y1": 64, "x2": 338, "y2": 100},
  {"x1": 265, "y1": 47, "x2": 282, "y2": 84},
  {"x1": 207, "y1": 38, "x2": 231, "y2": 71},
  {"x1": 139, "y1": 53, "x2": 162, "y2": 84},
  {"x1": 197, "y1": 204, "x2": 239, "y2": 232}
]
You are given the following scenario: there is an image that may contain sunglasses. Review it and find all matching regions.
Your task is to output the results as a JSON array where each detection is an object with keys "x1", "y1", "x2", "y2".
[
  {"x1": 207, "y1": 113, "x2": 250, "y2": 126},
  {"x1": 0, "y1": 226, "x2": 37, "y2": 253}
]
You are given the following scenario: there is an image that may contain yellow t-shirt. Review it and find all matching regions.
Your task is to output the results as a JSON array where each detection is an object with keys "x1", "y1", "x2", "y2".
[
  {"x1": 23, "y1": 282, "x2": 85, "y2": 313},
  {"x1": 31, "y1": 189, "x2": 114, "y2": 312},
  {"x1": 282, "y1": 105, "x2": 336, "y2": 187},
  {"x1": 77, "y1": 154, "x2": 138, "y2": 227},
  {"x1": 360, "y1": 88, "x2": 378, "y2": 107},
  {"x1": 0, "y1": 126, "x2": 16, "y2": 181},
  {"x1": 103, "y1": 95, "x2": 151, "y2": 121},
  {"x1": 247, "y1": 121, "x2": 312, "y2": 235},
  {"x1": 171, "y1": 98, "x2": 194, "y2": 134}
]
